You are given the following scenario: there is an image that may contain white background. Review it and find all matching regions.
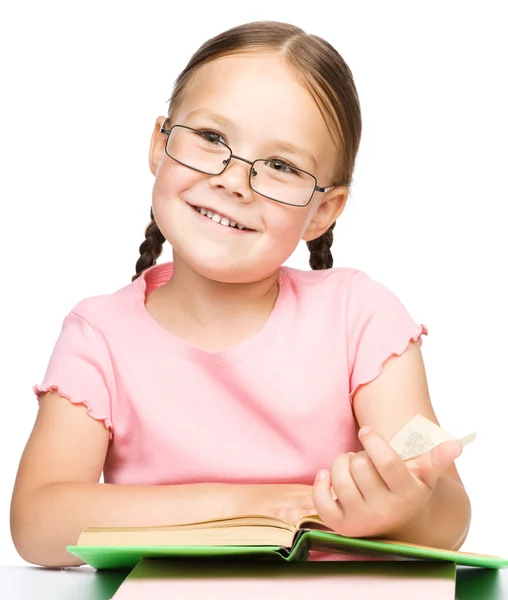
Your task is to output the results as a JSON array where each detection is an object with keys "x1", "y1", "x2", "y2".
[{"x1": 1, "y1": 0, "x2": 507, "y2": 567}]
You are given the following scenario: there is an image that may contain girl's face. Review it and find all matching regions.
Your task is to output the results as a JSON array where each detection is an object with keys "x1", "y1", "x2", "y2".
[{"x1": 149, "y1": 51, "x2": 348, "y2": 284}]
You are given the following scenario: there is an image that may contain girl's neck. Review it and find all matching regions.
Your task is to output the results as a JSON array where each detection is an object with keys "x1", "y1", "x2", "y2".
[{"x1": 147, "y1": 254, "x2": 281, "y2": 351}]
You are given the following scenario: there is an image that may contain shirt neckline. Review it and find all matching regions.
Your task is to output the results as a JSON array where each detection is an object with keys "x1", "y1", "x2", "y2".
[{"x1": 132, "y1": 261, "x2": 290, "y2": 367}]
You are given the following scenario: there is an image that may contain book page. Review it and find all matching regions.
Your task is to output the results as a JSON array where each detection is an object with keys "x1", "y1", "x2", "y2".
[
  {"x1": 296, "y1": 515, "x2": 329, "y2": 530},
  {"x1": 389, "y1": 414, "x2": 476, "y2": 461}
]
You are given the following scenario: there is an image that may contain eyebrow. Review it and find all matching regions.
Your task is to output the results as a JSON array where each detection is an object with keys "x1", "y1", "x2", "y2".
[
  {"x1": 186, "y1": 109, "x2": 318, "y2": 170},
  {"x1": 187, "y1": 109, "x2": 233, "y2": 129},
  {"x1": 270, "y1": 140, "x2": 317, "y2": 170}
]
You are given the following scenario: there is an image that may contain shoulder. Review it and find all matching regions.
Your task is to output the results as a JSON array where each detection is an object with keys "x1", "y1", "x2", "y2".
[
  {"x1": 282, "y1": 265, "x2": 386, "y2": 299},
  {"x1": 282, "y1": 266, "x2": 419, "y2": 330},
  {"x1": 283, "y1": 264, "x2": 357, "y2": 288},
  {"x1": 66, "y1": 278, "x2": 139, "y2": 332}
]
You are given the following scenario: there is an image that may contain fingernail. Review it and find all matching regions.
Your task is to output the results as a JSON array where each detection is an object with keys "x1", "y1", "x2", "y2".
[
  {"x1": 452, "y1": 440, "x2": 464, "y2": 456},
  {"x1": 315, "y1": 469, "x2": 327, "y2": 482},
  {"x1": 359, "y1": 426, "x2": 372, "y2": 438}
]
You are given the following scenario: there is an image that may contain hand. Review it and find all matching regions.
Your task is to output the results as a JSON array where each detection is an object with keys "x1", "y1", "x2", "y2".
[
  {"x1": 311, "y1": 426, "x2": 463, "y2": 538},
  {"x1": 237, "y1": 483, "x2": 316, "y2": 526}
]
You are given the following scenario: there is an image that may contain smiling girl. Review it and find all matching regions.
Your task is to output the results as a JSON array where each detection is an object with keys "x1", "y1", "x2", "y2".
[{"x1": 11, "y1": 21, "x2": 470, "y2": 568}]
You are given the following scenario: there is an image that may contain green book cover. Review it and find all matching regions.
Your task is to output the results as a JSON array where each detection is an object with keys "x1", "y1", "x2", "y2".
[{"x1": 67, "y1": 529, "x2": 508, "y2": 570}]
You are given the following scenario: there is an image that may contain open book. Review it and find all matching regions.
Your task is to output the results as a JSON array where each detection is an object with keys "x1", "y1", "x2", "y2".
[
  {"x1": 74, "y1": 513, "x2": 326, "y2": 549},
  {"x1": 67, "y1": 416, "x2": 506, "y2": 570},
  {"x1": 67, "y1": 512, "x2": 508, "y2": 570}
]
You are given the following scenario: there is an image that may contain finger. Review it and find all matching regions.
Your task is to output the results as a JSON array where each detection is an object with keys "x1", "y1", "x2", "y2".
[
  {"x1": 410, "y1": 439, "x2": 463, "y2": 489},
  {"x1": 358, "y1": 427, "x2": 415, "y2": 496},
  {"x1": 312, "y1": 469, "x2": 344, "y2": 530},
  {"x1": 330, "y1": 453, "x2": 365, "y2": 509},
  {"x1": 292, "y1": 507, "x2": 318, "y2": 525},
  {"x1": 349, "y1": 451, "x2": 391, "y2": 504},
  {"x1": 293, "y1": 491, "x2": 316, "y2": 511},
  {"x1": 301, "y1": 495, "x2": 317, "y2": 510}
]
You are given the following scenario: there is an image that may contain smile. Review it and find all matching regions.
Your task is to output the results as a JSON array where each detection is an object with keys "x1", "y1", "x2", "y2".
[{"x1": 191, "y1": 205, "x2": 254, "y2": 231}]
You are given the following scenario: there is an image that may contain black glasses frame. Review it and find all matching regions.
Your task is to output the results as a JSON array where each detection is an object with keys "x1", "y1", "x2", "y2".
[{"x1": 160, "y1": 121, "x2": 336, "y2": 207}]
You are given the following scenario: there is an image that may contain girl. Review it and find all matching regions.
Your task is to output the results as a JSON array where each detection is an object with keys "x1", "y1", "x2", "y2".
[{"x1": 10, "y1": 20, "x2": 470, "y2": 568}]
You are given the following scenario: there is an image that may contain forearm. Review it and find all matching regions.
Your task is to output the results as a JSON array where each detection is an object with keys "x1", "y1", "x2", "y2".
[
  {"x1": 11, "y1": 481, "x2": 242, "y2": 568},
  {"x1": 380, "y1": 477, "x2": 471, "y2": 550}
]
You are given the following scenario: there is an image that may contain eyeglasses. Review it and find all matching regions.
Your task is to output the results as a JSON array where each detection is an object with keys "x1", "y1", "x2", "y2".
[{"x1": 160, "y1": 121, "x2": 336, "y2": 207}]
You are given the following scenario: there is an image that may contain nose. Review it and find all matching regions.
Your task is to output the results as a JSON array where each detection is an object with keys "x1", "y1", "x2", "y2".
[{"x1": 208, "y1": 155, "x2": 255, "y2": 203}]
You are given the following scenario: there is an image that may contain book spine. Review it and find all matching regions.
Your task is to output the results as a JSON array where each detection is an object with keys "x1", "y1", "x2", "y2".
[{"x1": 287, "y1": 530, "x2": 311, "y2": 562}]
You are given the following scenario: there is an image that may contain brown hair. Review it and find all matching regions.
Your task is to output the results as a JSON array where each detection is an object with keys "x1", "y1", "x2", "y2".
[{"x1": 132, "y1": 20, "x2": 362, "y2": 281}]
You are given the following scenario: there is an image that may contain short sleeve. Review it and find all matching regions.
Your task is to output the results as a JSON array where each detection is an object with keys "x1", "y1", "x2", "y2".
[
  {"x1": 346, "y1": 271, "x2": 428, "y2": 400},
  {"x1": 33, "y1": 311, "x2": 114, "y2": 439}
]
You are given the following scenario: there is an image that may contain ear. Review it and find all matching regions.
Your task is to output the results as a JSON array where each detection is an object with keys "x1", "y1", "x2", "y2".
[
  {"x1": 302, "y1": 186, "x2": 349, "y2": 242},
  {"x1": 148, "y1": 116, "x2": 169, "y2": 176}
]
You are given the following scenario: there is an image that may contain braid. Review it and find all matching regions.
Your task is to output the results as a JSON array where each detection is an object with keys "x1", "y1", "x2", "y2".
[
  {"x1": 131, "y1": 208, "x2": 166, "y2": 281},
  {"x1": 306, "y1": 222, "x2": 336, "y2": 270}
]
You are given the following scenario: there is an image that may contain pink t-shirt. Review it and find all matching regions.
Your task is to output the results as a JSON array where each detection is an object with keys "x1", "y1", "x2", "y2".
[{"x1": 33, "y1": 262, "x2": 427, "y2": 559}]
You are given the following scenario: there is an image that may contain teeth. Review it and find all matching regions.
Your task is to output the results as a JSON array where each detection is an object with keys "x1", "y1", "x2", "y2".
[{"x1": 195, "y1": 206, "x2": 248, "y2": 231}]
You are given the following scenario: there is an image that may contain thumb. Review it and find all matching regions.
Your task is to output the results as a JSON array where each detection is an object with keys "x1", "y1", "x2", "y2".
[{"x1": 409, "y1": 439, "x2": 463, "y2": 489}]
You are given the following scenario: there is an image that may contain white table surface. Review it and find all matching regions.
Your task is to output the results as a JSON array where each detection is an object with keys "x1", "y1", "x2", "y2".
[{"x1": 1, "y1": 563, "x2": 507, "y2": 599}]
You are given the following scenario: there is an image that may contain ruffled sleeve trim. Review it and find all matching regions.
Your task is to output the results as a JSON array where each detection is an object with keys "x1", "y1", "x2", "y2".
[
  {"x1": 33, "y1": 383, "x2": 114, "y2": 440},
  {"x1": 349, "y1": 324, "x2": 428, "y2": 403}
]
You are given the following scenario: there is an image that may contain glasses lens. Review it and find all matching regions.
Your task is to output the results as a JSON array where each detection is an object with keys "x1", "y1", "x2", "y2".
[
  {"x1": 250, "y1": 160, "x2": 315, "y2": 206},
  {"x1": 165, "y1": 126, "x2": 230, "y2": 175}
]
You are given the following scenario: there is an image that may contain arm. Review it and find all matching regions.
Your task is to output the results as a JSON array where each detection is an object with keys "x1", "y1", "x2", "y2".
[
  {"x1": 10, "y1": 392, "x2": 242, "y2": 567},
  {"x1": 11, "y1": 392, "x2": 315, "y2": 568},
  {"x1": 352, "y1": 341, "x2": 471, "y2": 549}
]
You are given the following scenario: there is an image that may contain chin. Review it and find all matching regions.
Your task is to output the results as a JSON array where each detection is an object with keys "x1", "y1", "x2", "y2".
[
  {"x1": 193, "y1": 261, "x2": 256, "y2": 284},
  {"x1": 180, "y1": 252, "x2": 270, "y2": 285}
]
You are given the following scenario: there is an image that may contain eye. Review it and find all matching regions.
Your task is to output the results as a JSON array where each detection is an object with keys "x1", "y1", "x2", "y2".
[
  {"x1": 266, "y1": 159, "x2": 301, "y2": 177},
  {"x1": 198, "y1": 130, "x2": 227, "y2": 145}
]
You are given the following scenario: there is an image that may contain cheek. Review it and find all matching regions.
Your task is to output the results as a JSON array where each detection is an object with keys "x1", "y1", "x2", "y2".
[
  {"x1": 151, "y1": 162, "x2": 206, "y2": 242},
  {"x1": 264, "y1": 203, "x2": 313, "y2": 239},
  {"x1": 152, "y1": 161, "x2": 202, "y2": 207}
]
